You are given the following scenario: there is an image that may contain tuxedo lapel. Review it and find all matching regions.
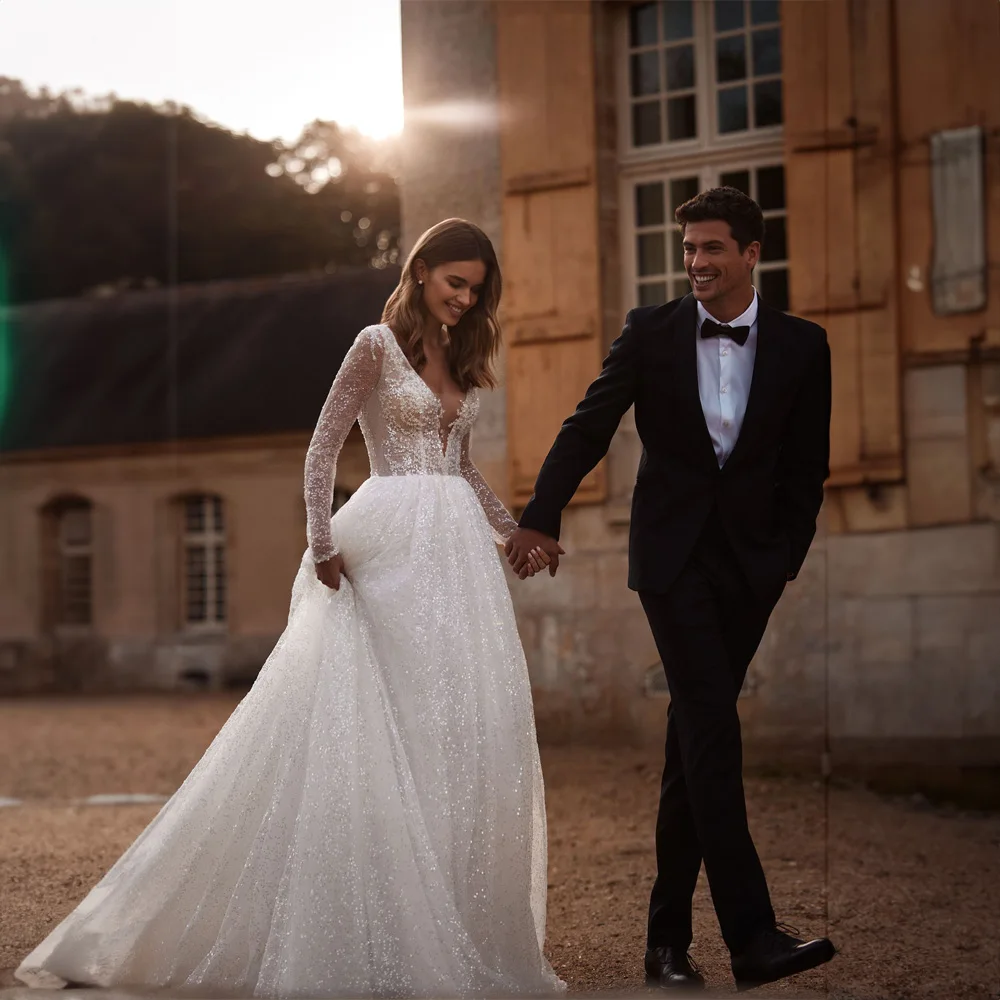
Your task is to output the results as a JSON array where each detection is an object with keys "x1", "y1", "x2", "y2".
[
  {"x1": 726, "y1": 300, "x2": 783, "y2": 468},
  {"x1": 666, "y1": 295, "x2": 719, "y2": 472}
]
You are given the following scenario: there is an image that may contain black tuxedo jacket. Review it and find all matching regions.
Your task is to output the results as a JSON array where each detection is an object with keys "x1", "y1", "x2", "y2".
[{"x1": 518, "y1": 294, "x2": 832, "y2": 601}]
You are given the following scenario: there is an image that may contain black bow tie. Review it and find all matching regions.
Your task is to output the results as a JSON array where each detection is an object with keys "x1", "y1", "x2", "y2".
[{"x1": 700, "y1": 319, "x2": 750, "y2": 347}]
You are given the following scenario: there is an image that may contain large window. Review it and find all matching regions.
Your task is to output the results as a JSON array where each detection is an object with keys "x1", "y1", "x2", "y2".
[
  {"x1": 630, "y1": 162, "x2": 788, "y2": 309},
  {"x1": 625, "y1": 0, "x2": 783, "y2": 151},
  {"x1": 182, "y1": 495, "x2": 226, "y2": 629},
  {"x1": 621, "y1": 1, "x2": 788, "y2": 311},
  {"x1": 40, "y1": 496, "x2": 94, "y2": 629},
  {"x1": 56, "y1": 500, "x2": 93, "y2": 626}
]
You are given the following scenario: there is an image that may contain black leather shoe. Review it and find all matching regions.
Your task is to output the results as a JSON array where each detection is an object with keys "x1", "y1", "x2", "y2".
[
  {"x1": 731, "y1": 923, "x2": 836, "y2": 991},
  {"x1": 644, "y1": 946, "x2": 705, "y2": 991}
]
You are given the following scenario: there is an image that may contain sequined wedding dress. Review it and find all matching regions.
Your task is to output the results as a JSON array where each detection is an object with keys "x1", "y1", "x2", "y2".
[{"x1": 16, "y1": 324, "x2": 565, "y2": 998}]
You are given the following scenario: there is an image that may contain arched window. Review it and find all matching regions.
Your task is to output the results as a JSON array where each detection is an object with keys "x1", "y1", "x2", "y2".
[
  {"x1": 181, "y1": 494, "x2": 226, "y2": 628},
  {"x1": 41, "y1": 496, "x2": 94, "y2": 627}
]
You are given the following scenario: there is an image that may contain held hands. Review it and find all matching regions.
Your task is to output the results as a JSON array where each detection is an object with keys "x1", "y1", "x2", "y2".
[
  {"x1": 505, "y1": 528, "x2": 565, "y2": 581},
  {"x1": 315, "y1": 553, "x2": 347, "y2": 590}
]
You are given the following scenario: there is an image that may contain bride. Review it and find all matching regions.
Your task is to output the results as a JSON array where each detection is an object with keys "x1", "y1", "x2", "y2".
[{"x1": 16, "y1": 218, "x2": 566, "y2": 998}]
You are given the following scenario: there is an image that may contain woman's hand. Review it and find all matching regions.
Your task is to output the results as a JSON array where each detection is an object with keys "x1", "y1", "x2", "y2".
[
  {"x1": 527, "y1": 546, "x2": 550, "y2": 577},
  {"x1": 517, "y1": 545, "x2": 551, "y2": 579},
  {"x1": 505, "y1": 528, "x2": 564, "y2": 580},
  {"x1": 315, "y1": 553, "x2": 347, "y2": 590}
]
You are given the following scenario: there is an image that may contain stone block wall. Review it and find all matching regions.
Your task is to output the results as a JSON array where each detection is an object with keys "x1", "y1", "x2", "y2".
[
  {"x1": 394, "y1": 0, "x2": 1000, "y2": 800},
  {"x1": 0, "y1": 434, "x2": 371, "y2": 694}
]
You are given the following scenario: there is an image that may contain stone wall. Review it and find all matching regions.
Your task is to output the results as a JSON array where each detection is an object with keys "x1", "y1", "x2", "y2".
[
  {"x1": 399, "y1": 0, "x2": 508, "y2": 502},
  {"x1": 395, "y1": 1, "x2": 1000, "y2": 795},
  {"x1": 0, "y1": 434, "x2": 371, "y2": 694}
]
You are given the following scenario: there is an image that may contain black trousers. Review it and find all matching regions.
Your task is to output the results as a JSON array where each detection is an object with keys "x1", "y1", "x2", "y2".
[{"x1": 638, "y1": 512, "x2": 778, "y2": 955}]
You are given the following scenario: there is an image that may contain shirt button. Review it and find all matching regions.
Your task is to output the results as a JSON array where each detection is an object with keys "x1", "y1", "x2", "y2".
[
  {"x1": 721, "y1": 385, "x2": 729, "y2": 393},
  {"x1": 721, "y1": 350, "x2": 729, "y2": 356},
  {"x1": 723, "y1": 420, "x2": 731, "y2": 427}
]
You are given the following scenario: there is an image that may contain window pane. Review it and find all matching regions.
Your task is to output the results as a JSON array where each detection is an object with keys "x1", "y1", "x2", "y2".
[
  {"x1": 630, "y1": 51, "x2": 661, "y2": 96},
  {"x1": 714, "y1": 0, "x2": 745, "y2": 32},
  {"x1": 213, "y1": 496, "x2": 224, "y2": 531},
  {"x1": 60, "y1": 506, "x2": 91, "y2": 546},
  {"x1": 666, "y1": 95, "x2": 697, "y2": 140},
  {"x1": 758, "y1": 268, "x2": 789, "y2": 310},
  {"x1": 185, "y1": 546, "x2": 207, "y2": 622},
  {"x1": 670, "y1": 176, "x2": 700, "y2": 210},
  {"x1": 670, "y1": 229, "x2": 685, "y2": 271},
  {"x1": 662, "y1": 0, "x2": 693, "y2": 40},
  {"x1": 632, "y1": 101, "x2": 662, "y2": 146},
  {"x1": 718, "y1": 86, "x2": 748, "y2": 132},
  {"x1": 719, "y1": 169, "x2": 751, "y2": 194},
  {"x1": 672, "y1": 278, "x2": 692, "y2": 300},
  {"x1": 756, "y1": 165, "x2": 785, "y2": 209},
  {"x1": 637, "y1": 233, "x2": 666, "y2": 276},
  {"x1": 752, "y1": 27, "x2": 781, "y2": 76},
  {"x1": 665, "y1": 44, "x2": 695, "y2": 91},
  {"x1": 638, "y1": 282, "x2": 668, "y2": 306},
  {"x1": 630, "y1": 2, "x2": 659, "y2": 46},
  {"x1": 63, "y1": 596, "x2": 90, "y2": 622},
  {"x1": 750, "y1": 0, "x2": 780, "y2": 25},
  {"x1": 635, "y1": 182, "x2": 665, "y2": 227},
  {"x1": 762, "y1": 216, "x2": 787, "y2": 261},
  {"x1": 754, "y1": 78, "x2": 783, "y2": 127},
  {"x1": 185, "y1": 497, "x2": 204, "y2": 533},
  {"x1": 716, "y1": 34, "x2": 747, "y2": 82},
  {"x1": 61, "y1": 555, "x2": 92, "y2": 625},
  {"x1": 214, "y1": 545, "x2": 226, "y2": 622}
]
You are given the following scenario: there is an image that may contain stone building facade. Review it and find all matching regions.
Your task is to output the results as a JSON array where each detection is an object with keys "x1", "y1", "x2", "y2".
[
  {"x1": 2, "y1": 1, "x2": 997, "y2": 799},
  {"x1": 0, "y1": 270, "x2": 393, "y2": 693},
  {"x1": 399, "y1": 0, "x2": 1000, "y2": 790}
]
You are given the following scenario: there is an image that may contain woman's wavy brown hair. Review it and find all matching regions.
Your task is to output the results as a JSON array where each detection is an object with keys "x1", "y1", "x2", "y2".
[{"x1": 382, "y1": 218, "x2": 502, "y2": 391}]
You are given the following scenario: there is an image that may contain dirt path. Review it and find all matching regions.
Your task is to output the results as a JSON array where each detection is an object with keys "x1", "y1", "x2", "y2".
[{"x1": 1, "y1": 696, "x2": 997, "y2": 997}]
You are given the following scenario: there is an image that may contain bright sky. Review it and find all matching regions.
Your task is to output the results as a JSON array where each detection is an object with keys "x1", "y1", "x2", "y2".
[{"x1": 0, "y1": 0, "x2": 403, "y2": 141}]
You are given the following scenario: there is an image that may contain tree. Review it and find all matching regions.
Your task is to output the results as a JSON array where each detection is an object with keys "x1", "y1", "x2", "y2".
[
  {"x1": 270, "y1": 120, "x2": 401, "y2": 271},
  {"x1": 0, "y1": 83, "x2": 400, "y2": 304},
  {"x1": 0, "y1": 77, "x2": 71, "y2": 121}
]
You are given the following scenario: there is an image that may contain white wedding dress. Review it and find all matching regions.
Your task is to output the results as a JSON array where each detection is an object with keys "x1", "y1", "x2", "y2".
[{"x1": 16, "y1": 324, "x2": 565, "y2": 998}]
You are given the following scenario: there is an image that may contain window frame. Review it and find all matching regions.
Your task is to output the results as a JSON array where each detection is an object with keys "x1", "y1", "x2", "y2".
[
  {"x1": 617, "y1": 0, "x2": 785, "y2": 165},
  {"x1": 616, "y1": 2, "x2": 789, "y2": 313},
  {"x1": 55, "y1": 500, "x2": 93, "y2": 629},
  {"x1": 180, "y1": 494, "x2": 227, "y2": 634},
  {"x1": 620, "y1": 155, "x2": 791, "y2": 312}
]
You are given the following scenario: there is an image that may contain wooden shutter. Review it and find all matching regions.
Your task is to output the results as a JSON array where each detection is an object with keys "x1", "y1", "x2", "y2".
[
  {"x1": 894, "y1": 0, "x2": 1000, "y2": 355},
  {"x1": 496, "y1": 1, "x2": 606, "y2": 508},
  {"x1": 783, "y1": 0, "x2": 902, "y2": 486}
]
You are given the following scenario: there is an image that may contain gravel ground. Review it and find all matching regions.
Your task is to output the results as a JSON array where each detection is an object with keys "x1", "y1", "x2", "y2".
[{"x1": 1, "y1": 695, "x2": 997, "y2": 999}]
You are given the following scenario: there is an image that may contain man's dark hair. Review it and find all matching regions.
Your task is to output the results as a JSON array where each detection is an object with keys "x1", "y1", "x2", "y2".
[{"x1": 674, "y1": 186, "x2": 765, "y2": 253}]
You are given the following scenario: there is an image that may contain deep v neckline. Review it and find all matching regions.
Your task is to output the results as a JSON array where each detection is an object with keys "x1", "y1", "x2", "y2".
[{"x1": 383, "y1": 326, "x2": 470, "y2": 456}]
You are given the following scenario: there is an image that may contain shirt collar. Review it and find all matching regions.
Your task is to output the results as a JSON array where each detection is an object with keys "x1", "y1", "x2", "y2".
[{"x1": 696, "y1": 290, "x2": 759, "y2": 332}]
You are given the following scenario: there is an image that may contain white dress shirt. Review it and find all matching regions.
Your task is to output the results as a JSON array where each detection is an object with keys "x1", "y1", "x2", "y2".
[{"x1": 696, "y1": 292, "x2": 759, "y2": 467}]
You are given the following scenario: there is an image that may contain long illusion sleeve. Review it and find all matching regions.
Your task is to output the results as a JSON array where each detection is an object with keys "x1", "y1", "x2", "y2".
[
  {"x1": 304, "y1": 327, "x2": 384, "y2": 563},
  {"x1": 459, "y1": 429, "x2": 518, "y2": 545}
]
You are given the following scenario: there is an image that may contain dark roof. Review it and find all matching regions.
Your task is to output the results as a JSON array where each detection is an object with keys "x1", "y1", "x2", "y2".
[{"x1": 0, "y1": 267, "x2": 400, "y2": 453}]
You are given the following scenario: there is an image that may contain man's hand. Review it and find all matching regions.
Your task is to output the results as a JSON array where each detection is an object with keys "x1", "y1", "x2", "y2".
[
  {"x1": 505, "y1": 528, "x2": 565, "y2": 580},
  {"x1": 315, "y1": 553, "x2": 347, "y2": 590}
]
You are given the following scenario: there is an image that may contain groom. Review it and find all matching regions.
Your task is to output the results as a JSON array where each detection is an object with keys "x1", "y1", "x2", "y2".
[{"x1": 506, "y1": 187, "x2": 835, "y2": 991}]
